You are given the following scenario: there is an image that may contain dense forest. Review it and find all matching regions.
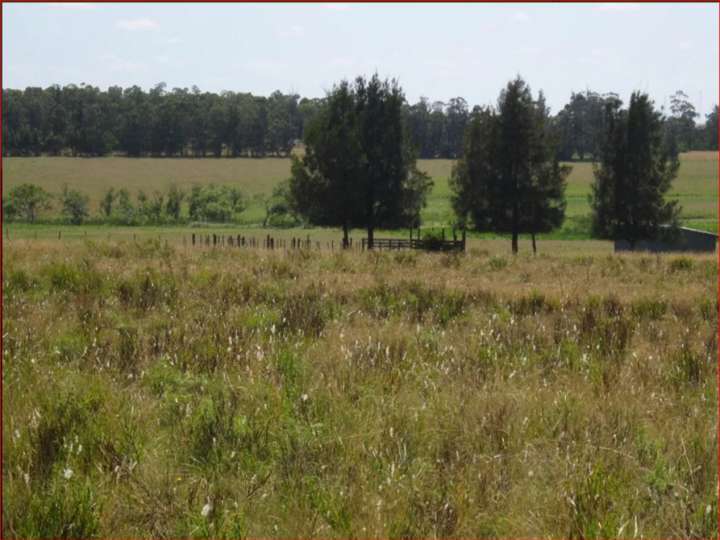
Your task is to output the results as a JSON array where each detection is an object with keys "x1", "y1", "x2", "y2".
[{"x1": 2, "y1": 83, "x2": 717, "y2": 159}]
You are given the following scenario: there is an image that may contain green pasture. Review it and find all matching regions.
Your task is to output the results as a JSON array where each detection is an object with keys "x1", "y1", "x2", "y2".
[{"x1": 3, "y1": 151, "x2": 717, "y2": 233}]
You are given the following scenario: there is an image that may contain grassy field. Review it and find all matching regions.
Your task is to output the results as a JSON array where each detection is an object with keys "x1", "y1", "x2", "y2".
[
  {"x1": 2, "y1": 238, "x2": 717, "y2": 537},
  {"x1": 3, "y1": 151, "x2": 717, "y2": 233}
]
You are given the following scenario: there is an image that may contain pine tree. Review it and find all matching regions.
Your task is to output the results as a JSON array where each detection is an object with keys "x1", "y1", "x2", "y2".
[
  {"x1": 288, "y1": 75, "x2": 431, "y2": 248},
  {"x1": 450, "y1": 77, "x2": 568, "y2": 253},
  {"x1": 590, "y1": 92, "x2": 680, "y2": 247}
]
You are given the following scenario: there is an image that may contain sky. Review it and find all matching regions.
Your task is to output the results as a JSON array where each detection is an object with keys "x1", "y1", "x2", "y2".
[{"x1": 3, "y1": 2, "x2": 719, "y2": 117}]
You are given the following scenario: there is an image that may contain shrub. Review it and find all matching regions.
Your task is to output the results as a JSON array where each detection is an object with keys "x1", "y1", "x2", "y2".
[
  {"x1": 60, "y1": 185, "x2": 90, "y2": 225},
  {"x1": 189, "y1": 184, "x2": 246, "y2": 223},
  {"x1": 5, "y1": 183, "x2": 52, "y2": 222}
]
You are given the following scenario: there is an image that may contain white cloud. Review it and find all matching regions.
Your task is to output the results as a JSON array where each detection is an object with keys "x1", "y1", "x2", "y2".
[
  {"x1": 166, "y1": 37, "x2": 182, "y2": 45},
  {"x1": 679, "y1": 41, "x2": 693, "y2": 50},
  {"x1": 596, "y1": 3, "x2": 641, "y2": 12},
  {"x1": 116, "y1": 18, "x2": 159, "y2": 31},
  {"x1": 154, "y1": 55, "x2": 169, "y2": 64},
  {"x1": 46, "y1": 3, "x2": 97, "y2": 10},
  {"x1": 513, "y1": 11, "x2": 530, "y2": 22},
  {"x1": 323, "y1": 3, "x2": 351, "y2": 11}
]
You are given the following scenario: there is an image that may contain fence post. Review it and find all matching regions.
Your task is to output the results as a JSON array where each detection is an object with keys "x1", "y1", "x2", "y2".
[
  {"x1": 58, "y1": 231, "x2": 61, "y2": 240},
  {"x1": 462, "y1": 228, "x2": 466, "y2": 251}
]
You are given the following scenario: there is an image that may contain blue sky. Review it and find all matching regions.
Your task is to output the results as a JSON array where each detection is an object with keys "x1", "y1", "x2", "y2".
[{"x1": 3, "y1": 2, "x2": 718, "y2": 117}]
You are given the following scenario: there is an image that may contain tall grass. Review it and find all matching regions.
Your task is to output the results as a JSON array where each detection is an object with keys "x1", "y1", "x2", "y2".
[{"x1": 2, "y1": 239, "x2": 717, "y2": 537}]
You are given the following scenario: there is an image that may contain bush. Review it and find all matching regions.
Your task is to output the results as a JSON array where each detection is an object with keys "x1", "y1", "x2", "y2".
[
  {"x1": 60, "y1": 185, "x2": 90, "y2": 225},
  {"x1": 5, "y1": 183, "x2": 52, "y2": 222},
  {"x1": 189, "y1": 184, "x2": 246, "y2": 223}
]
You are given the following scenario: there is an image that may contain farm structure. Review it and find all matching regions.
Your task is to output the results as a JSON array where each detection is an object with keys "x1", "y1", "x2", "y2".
[{"x1": 615, "y1": 226, "x2": 717, "y2": 253}]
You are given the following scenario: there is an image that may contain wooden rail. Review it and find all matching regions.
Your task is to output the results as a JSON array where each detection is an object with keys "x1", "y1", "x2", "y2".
[{"x1": 362, "y1": 237, "x2": 465, "y2": 252}]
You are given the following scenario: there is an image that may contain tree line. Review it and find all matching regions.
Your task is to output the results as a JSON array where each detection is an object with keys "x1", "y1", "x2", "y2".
[
  {"x1": 286, "y1": 74, "x2": 684, "y2": 253},
  {"x1": 2, "y1": 74, "x2": 692, "y2": 254},
  {"x1": 4, "y1": 83, "x2": 716, "y2": 159}
]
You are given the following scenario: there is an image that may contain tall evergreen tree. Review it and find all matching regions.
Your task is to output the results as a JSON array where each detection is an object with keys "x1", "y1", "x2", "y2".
[
  {"x1": 288, "y1": 80, "x2": 363, "y2": 246},
  {"x1": 590, "y1": 92, "x2": 681, "y2": 247},
  {"x1": 450, "y1": 77, "x2": 568, "y2": 253},
  {"x1": 288, "y1": 75, "x2": 431, "y2": 248},
  {"x1": 523, "y1": 92, "x2": 571, "y2": 254}
]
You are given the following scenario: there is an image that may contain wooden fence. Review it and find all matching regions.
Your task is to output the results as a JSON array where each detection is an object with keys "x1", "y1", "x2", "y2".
[
  {"x1": 7, "y1": 229, "x2": 466, "y2": 253},
  {"x1": 189, "y1": 229, "x2": 466, "y2": 252},
  {"x1": 189, "y1": 233, "x2": 357, "y2": 251},
  {"x1": 361, "y1": 237, "x2": 465, "y2": 252}
]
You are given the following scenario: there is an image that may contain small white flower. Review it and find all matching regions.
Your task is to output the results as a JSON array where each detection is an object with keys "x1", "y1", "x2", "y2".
[
  {"x1": 706, "y1": 504, "x2": 712, "y2": 515},
  {"x1": 63, "y1": 467, "x2": 73, "y2": 480},
  {"x1": 300, "y1": 393, "x2": 309, "y2": 402},
  {"x1": 201, "y1": 502, "x2": 212, "y2": 518}
]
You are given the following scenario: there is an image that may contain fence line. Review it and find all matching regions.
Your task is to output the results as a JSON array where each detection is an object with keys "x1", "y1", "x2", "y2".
[{"x1": 13, "y1": 229, "x2": 466, "y2": 253}]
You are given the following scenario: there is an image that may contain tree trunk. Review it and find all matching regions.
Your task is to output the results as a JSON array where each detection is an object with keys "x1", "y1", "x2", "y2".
[
  {"x1": 366, "y1": 186, "x2": 374, "y2": 250},
  {"x1": 531, "y1": 203, "x2": 537, "y2": 255},
  {"x1": 511, "y1": 202, "x2": 519, "y2": 254}
]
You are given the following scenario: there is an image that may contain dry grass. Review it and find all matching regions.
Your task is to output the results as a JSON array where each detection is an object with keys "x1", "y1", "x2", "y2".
[{"x1": 2, "y1": 239, "x2": 717, "y2": 538}]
